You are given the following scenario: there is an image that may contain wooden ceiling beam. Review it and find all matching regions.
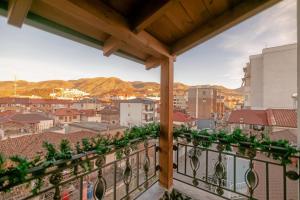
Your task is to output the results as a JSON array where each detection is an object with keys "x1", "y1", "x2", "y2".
[
  {"x1": 103, "y1": 36, "x2": 124, "y2": 57},
  {"x1": 42, "y1": 0, "x2": 171, "y2": 59},
  {"x1": 172, "y1": 0, "x2": 281, "y2": 55},
  {"x1": 7, "y1": 0, "x2": 32, "y2": 27},
  {"x1": 133, "y1": 0, "x2": 178, "y2": 33},
  {"x1": 145, "y1": 56, "x2": 163, "y2": 70}
]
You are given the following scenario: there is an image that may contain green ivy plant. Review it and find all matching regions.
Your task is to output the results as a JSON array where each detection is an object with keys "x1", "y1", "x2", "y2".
[
  {"x1": 0, "y1": 123, "x2": 160, "y2": 194},
  {"x1": 174, "y1": 125, "x2": 299, "y2": 165}
]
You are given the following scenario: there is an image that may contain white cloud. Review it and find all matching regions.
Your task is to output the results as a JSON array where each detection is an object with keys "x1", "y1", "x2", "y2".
[{"x1": 217, "y1": 0, "x2": 296, "y2": 86}]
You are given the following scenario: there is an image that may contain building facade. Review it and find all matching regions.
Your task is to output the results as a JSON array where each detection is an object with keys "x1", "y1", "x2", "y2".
[
  {"x1": 243, "y1": 44, "x2": 297, "y2": 109},
  {"x1": 188, "y1": 86, "x2": 224, "y2": 120},
  {"x1": 120, "y1": 98, "x2": 157, "y2": 127}
]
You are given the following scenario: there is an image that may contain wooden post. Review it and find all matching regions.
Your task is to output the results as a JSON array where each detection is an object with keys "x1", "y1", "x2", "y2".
[
  {"x1": 159, "y1": 57, "x2": 174, "y2": 189},
  {"x1": 297, "y1": 0, "x2": 300, "y2": 146}
]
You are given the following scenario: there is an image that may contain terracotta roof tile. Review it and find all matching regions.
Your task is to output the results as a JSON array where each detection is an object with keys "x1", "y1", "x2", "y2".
[
  {"x1": 54, "y1": 108, "x2": 81, "y2": 116},
  {"x1": 0, "y1": 131, "x2": 97, "y2": 159},
  {"x1": 227, "y1": 110, "x2": 268, "y2": 125},
  {"x1": 173, "y1": 111, "x2": 195, "y2": 122}
]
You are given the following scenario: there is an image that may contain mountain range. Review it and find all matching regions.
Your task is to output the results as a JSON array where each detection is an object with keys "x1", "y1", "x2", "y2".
[{"x1": 0, "y1": 77, "x2": 241, "y2": 98}]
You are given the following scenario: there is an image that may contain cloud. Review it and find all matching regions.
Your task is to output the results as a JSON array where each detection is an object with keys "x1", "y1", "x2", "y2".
[{"x1": 216, "y1": 0, "x2": 296, "y2": 87}]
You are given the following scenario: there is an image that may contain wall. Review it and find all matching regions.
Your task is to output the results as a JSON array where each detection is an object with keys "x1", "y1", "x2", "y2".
[
  {"x1": 120, "y1": 103, "x2": 143, "y2": 127},
  {"x1": 249, "y1": 54, "x2": 264, "y2": 109},
  {"x1": 248, "y1": 44, "x2": 297, "y2": 109},
  {"x1": 262, "y1": 44, "x2": 297, "y2": 109}
]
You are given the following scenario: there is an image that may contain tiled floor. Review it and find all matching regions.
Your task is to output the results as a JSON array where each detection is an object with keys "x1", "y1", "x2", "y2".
[{"x1": 136, "y1": 180, "x2": 224, "y2": 200}]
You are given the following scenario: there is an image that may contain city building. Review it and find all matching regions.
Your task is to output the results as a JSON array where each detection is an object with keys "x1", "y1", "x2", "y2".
[
  {"x1": 0, "y1": 112, "x2": 54, "y2": 138},
  {"x1": 188, "y1": 85, "x2": 225, "y2": 120},
  {"x1": 99, "y1": 106, "x2": 120, "y2": 125},
  {"x1": 173, "y1": 94, "x2": 188, "y2": 111},
  {"x1": 53, "y1": 108, "x2": 81, "y2": 124},
  {"x1": 173, "y1": 111, "x2": 196, "y2": 128},
  {"x1": 120, "y1": 98, "x2": 157, "y2": 127},
  {"x1": 68, "y1": 121, "x2": 126, "y2": 138},
  {"x1": 71, "y1": 98, "x2": 102, "y2": 110},
  {"x1": 227, "y1": 109, "x2": 297, "y2": 140},
  {"x1": 79, "y1": 109, "x2": 101, "y2": 122},
  {"x1": 243, "y1": 44, "x2": 297, "y2": 109}
]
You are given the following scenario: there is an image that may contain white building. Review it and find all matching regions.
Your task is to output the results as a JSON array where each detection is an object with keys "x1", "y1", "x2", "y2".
[
  {"x1": 120, "y1": 98, "x2": 157, "y2": 127},
  {"x1": 243, "y1": 44, "x2": 297, "y2": 109}
]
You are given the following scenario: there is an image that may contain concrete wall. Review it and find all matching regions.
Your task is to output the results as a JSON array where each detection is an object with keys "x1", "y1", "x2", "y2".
[
  {"x1": 262, "y1": 44, "x2": 297, "y2": 109},
  {"x1": 120, "y1": 103, "x2": 143, "y2": 127},
  {"x1": 249, "y1": 55, "x2": 264, "y2": 109},
  {"x1": 249, "y1": 44, "x2": 297, "y2": 109}
]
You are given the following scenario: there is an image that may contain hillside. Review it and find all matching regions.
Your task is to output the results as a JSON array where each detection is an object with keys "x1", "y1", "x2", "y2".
[
  {"x1": 0, "y1": 77, "x2": 243, "y2": 98},
  {"x1": 0, "y1": 77, "x2": 189, "y2": 98}
]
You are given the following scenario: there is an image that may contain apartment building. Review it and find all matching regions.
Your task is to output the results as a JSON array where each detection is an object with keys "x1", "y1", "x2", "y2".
[
  {"x1": 120, "y1": 98, "x2": 157, "y2": 127},
  {"x1": 188, "y1": 85, "x2": 225, "y2": 120},
  {"x1": 173, "y1": 94, "x2": 188, "y2": 111},
  {"x1": 243, "y1": 44, "x2": 297, "y2": 109},
  {"x1": 71, "y1": 98, "x2": 102, "y2": 110}
]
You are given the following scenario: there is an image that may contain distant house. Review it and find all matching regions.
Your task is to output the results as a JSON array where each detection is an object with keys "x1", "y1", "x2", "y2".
[
  {"x1": 0, "y1": 112, "x2": 53, "y2": 138},
  {"x1": 120, "y1": 98, "x2": 157, "y2": 127},
  {"x1": 79, "y1": 109, "x2": 101, "y2": 122},
  {"x1": 227, "y1": 109, "x2": 297, "y2": 137},
  {"x1": 54, "y1": 108, "x2": 81, "y2": 124},
  {"x1": 173, "y1": 111, "x2": 196, "y2": 128},
  {"x1": 0, "y1": 131, "x2": 97, "y2": 159},
  {"x1": 68, "y1": 121, "x2": 126, "y2": 138},
  {"x1": 99, "y1": 106, "x2": 120, "y2": 125},
  {"x1": 71, "y1": 98, "x2": 102, "y2": 110}
]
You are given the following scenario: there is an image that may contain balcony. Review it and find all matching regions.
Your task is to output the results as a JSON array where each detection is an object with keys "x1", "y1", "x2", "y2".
[{"x1": 0, "y1": 124, "x2": 299, "y2": 200}]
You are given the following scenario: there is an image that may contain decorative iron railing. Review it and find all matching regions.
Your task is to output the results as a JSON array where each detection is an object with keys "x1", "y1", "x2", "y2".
[
  {"x1": 0, "y1": 124, "x2": 160, "y2": 200},
  {"x1": 173, "y1": 129, "x2": 300, "y2": 200}
]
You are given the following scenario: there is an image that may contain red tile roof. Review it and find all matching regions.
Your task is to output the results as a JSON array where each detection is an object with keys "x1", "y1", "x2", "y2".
[
  {"x1": 269, "y1": 129, "x2": 297, "y2": 144},
  {"x1": 54, "y1": 108, "x2": 81, "y2": 116},
  {"x1": 173, "y1": 111, "x2": 195, "y2": 122},
  {"x1": 228, "y1": 109, "x2": 297, "y2": 128},
  {"x1": 79, "y1": 109, "x2": 96, "y2": 117},
  {"x1": 266, "y1": 109, "x2": 297, "y2": 128},
  {"x1": 0, "y1": 131, "x2": 97, "y2": 159},
  {"x1": 0, "y1": 98, "x2": 71, "y2": 105},
  {"x1": 227, "y1": 110, "x2": 268, "y2": 125}
]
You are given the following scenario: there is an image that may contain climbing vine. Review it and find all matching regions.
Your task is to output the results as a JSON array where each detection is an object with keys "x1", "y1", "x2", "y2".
[
  {"x1": 0, "y1": 123, "x2": 160, "y2": 194},
  {"x1": 174, "y1": 125, "x2": 298, "y2": 165}
]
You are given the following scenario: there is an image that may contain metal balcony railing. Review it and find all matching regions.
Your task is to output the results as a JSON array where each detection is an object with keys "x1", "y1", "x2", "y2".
[
  {"x1": 173, "y1": 129, "x2": 300, "y2": 200},
  {"x1": 0, "y1": 124, "x2": 160, "y2": 200}
]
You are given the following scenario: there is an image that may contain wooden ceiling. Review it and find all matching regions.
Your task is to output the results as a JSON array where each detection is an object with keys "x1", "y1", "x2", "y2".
[{"x1": 0, "y1": 0, "x2": 281, "y2": 68}]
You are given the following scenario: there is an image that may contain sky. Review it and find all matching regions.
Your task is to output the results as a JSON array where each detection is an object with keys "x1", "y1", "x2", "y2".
[{"x1": 0, "y1": 0, "x2": 297, "y2": 89}]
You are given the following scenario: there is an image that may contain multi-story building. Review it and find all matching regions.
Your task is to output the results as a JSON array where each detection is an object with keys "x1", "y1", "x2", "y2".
[
  {"x1": 173, "y1": 94, "x2": 188, "y2": 111},
  {"x1": 53, "y1": 108, "x2": 81, "y2": 124},
  {"x1": 99, "y1": 106, "x2": 120, "y2": 125},
  {"x1": 188, "y1": 85, "x2": 225, "y2": 120},
  {"x1": 120, "y1": 98, "x2": 157, "y2": 127},
  {"x1": 71, "y1": 98, "x2": 102, "y2": 110},
  {"x1": 243, "y1": 44, "x2": 297, "y2": 109}
]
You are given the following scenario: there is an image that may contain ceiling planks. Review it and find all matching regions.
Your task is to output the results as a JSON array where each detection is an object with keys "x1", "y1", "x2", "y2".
[
  {"x1": 132, "y1": 0, "x2": 178, "y2": 33},
  {"x1": 40, "y1": 0, "x2": 171, "y2": 59},
  {"x1": 172, "y1": 0, "x2": 281, "y2": 55},
  {"x1": 7, "y1": 0, "x2": 32, "y2": 27}
]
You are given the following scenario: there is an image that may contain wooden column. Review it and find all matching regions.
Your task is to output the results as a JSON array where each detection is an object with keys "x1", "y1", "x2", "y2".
[
  {"x1": 297, "y1": 0, "x2": 300, "y2": 145},
  {"x1": 159, "y1": 57, "x2": 174, "y2": 189}
]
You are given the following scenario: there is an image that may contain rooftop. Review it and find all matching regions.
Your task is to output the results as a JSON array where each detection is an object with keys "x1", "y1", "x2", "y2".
[
  {"x1": 228, "y1": 109, "x2": 297, "y2": 128},
  {"x1": 69, "y1": 121, "x2": 126, "y2": 132},
  {"x1": 0, "y1": 131, "x2": 97, "y2": 158}
]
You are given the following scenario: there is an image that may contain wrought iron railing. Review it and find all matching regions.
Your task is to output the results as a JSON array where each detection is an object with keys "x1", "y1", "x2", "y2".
[
  {"x1": 0, "y1": 138, "x2": 158, "y2": 200},
  {"x1": 173, "y1": 134, "x2": 300, "y2": 200}
]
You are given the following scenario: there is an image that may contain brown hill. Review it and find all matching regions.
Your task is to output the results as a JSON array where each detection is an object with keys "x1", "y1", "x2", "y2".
[{"x1": 0, "y1": 77, "x2": 188, "y2": 98}]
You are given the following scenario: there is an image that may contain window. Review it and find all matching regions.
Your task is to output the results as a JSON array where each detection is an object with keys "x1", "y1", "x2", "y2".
[
  {"x1": 59, "y1": 116, "x2": 63, "y2": 120},
  {"x1": 73, "y1": 116, "x2": 77, "y2": 119}
]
